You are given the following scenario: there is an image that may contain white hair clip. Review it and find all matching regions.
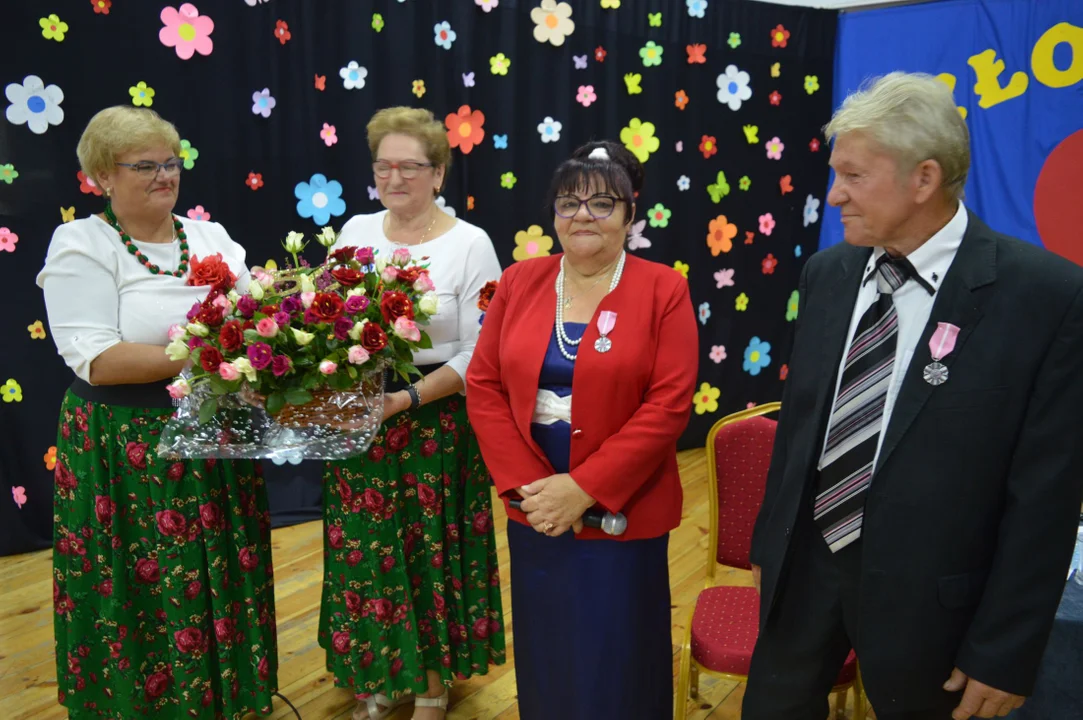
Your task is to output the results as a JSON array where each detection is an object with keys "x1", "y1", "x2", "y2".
[{"x1": 588, "y1": 147, "x2": 610, "y2": 161}]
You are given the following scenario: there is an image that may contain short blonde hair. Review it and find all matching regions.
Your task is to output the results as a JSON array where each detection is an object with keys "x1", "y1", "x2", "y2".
[
  {"x1": 77, "y1": 106, "x2": 182, "y2": 182},
  {"x1": 366, "y1": 106, "x2": 452, "y2": 176},
  {"x1": 825, "y1": 72, "x2": 970, "y2": 200}
]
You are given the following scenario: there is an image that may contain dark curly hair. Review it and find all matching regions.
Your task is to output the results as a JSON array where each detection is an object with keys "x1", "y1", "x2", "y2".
[{"x1": 545, "y1": 139, "x2": 645, "y2": 225}]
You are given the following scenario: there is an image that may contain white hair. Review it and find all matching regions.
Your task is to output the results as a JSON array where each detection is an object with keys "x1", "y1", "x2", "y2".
[{"x1": 824, "y1": 72, "x2": 970, "y2": 200}]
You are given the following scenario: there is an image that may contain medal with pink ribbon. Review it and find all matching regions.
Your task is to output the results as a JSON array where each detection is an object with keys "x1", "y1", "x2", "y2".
[
  {"x1": 594, "y1": 311, "x2": 617, "y2": 353},
  {"x1": 923, "y1": 322, "x2": 960, "y2": 386}
]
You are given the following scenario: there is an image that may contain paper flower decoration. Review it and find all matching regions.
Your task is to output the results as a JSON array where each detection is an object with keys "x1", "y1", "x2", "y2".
[
  {"x1": 707, "y1": 215, "x2": 736, "y2": 256},
  {"x1": 717, "y1": 65, "x2": 752, "y2": 111},
  {"x1": 687, "y1": 0, "x2": 707, "y2": 18},
  {"x1": 179, "y1": 139, "x2": 199, "y2": 169},
  {"x1": 477, "y1": 0, "x2": 499, "y2": 11},
  {"x1": 434, "y1": 21, "x2": 456, "y2": 49},
  {"x1": 627, "y1": 220, "x2": 650, "y2": 251},
  {"x1": 531, "y1": 1, "x2": 575, "y2": 47},
  {"x1": 77, "y1": 171, "x2": 101, "y2": 196},
  {"x1": 573, "y1": 55, "x2": 588, "y2": 69},
  {"x1": 677, "y1": 175, "x2": 690, "y2": 191},
  {"x1": 493, "y1": 135, "x2": 508, "y2": 149},
  {"x1": 699, "y1": 135, "x2": 718, "y2": 159},
  {"x1": 766, "y1": 137, "x2": 785, "y2": 160},
  {"x1": 372, "y1": 14, "x2": 384, "y2": 32},
  {"x1": 130, "y1": 82, "x2": 155, "y2": 107},
  {"x1": 538, "y1": 117, "x2": 562, "y2": 143},
  {"x1": 710, "y1": 346, "x2": 727, "y2": 363},
  {"x1": 513, "y1": 225, "x2": 554, "y2": 261},
  {"x1": 500, "y1": 172, "x2": 517, "y2": 189},
  {"x1": 673, "y1": 261, "x2": 690, "y2": 278},
  {"x1": 320, "y1": 123, "x2": 338, "y2": 147},
  {"x1": 759, "y1": 213, "x2": 776, "y2": 236},
  {"x1": 694, "y1": 382, "x2": 720, "y2": 415},
  {"x1": 743, "y1": 125, "x2": 759, "y2": 144},
  {"x1": 295, "y1": 174, "x2": 347, "y2": 225},
  {"x1": 647, "y1": 203, "x2": 671, "y2": 228},
  {"x1": 805, "y1": 75, "x2": 821, "y2": 95},
  {"x1": 0, "y1": 164, "x2": 16, "y2": 184},
  {"x1": 698, "y1": 302, "x2": 711, "y2": 325},
  {"x1": 707, "y1": 172, "x2": 730, "y2": 203},
  {"x1": 595, "y1": 46, "x2": 607, "y2": 62},
  {"x1": 770, "y1": 90, "x2": 782, "y2": 106},
  {"x1": 728, "y1": 32, "x2": 741, "y2": 49},
  {"x1": 620, "y1": 118, "x2": 660, "y2": 163},
  {"x1": 743, "y1": 338, "x2": 772, "y2": 376},
  {"x1": 714, "y1": 268, "x2": 735, "y2": 288},
  {"x1": 275, "y1": 20, "x2": 291, "y2": 44},
  {"x1": 44, "y1": 446, "x2": 57, "y2": 470},
  {"x1": 412, "y1": 80, "x2": 426, "y2": 98},
  {"x1": 771, "y1": 24, "x2": 791, "y2": 48},
  {"x1": 640, "y1": 41, "x2": 663, "y2": 67},
  {"x1": 0, "y1": 228, "x2": 18, "y2": 253},
  {"x1": 739, "y1": 176, "x2": 751, "y2": 191},
  {"x1": 446, "y1": 106, "x2": 486, "y2": 154},
  {"x1": 624, "y1": 73, "x2": 643, "y2": 95},
  {"x1": 339, "y1": 62, "x2": 368, "y2": 90},
  {"x1": 490, "y1": 53, "x2": 511, "y2": 75},
  {"x1": 436, "y1": 196, "x2": 456, "y2": 217},
  {"x1": 735, "y1": 293, "x2": 749, "y2": 311},
  {"x1": 686, "y1": 44, "x2": 706, "y2": 64},
  {"x1": 577, "y1": 85, "x2": 597, "y2": 107},
  {"x1": 762, "y1": 253, "x2": 779, "y2": 274},
  {"x1": 159, "y1": 4, "x2": 214, "y2": 60},
  {"x1": 804, "y1": 195, "x2": 821, "y2": 227},
  {"x1": 246, "y1": 172, "x2": 264, "y2": 190},
  {"x1": 92, "y1": 0, "x2": 112, "y2": 15},
  {"x1": 786, "y1": 290, "x2": 800, "y2": 321},
  {"x1": 601, "y1": 0, "x2": 620, "y2": 8},
  {"x1": 5, "y1": 76, "x2": 64, "y2": 134},
  {"x1": 40, "y1": 14, "x2": 69, "y2": 42},
  {"x1": 1, "y1": 379, "x2": 22, "y2": 402},
  {"x1": 251, "y1": 88, "x2": 276, "y2": 118},
  {"x1": 463, "y1": 72, "x2": 476, "y2": 87},
  {"x1": 187, "y1": 205, "x2": 211, "y2": 221}
]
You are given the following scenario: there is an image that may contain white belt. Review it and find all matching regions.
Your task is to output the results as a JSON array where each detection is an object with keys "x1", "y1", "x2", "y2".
[{"x1": 532, "y1": 389, "x2": 571, "y2": 425}]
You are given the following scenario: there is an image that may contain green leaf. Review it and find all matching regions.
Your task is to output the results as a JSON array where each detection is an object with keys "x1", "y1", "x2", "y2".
[
  {"x1": 346, "y1": 366, "x2": 358, "y2": 380},
  {"x1": 416, "y1": 332, "x2": 433, "y2": 350},
  {"x1": 302, "y1": 373, "x2": 321, "y2": 390},
  {"x1": 198, "y1": 397, "x2": 218, "y2": 425},
  {"x1": 208, "y1": 375, "x2": 230, "y2": 394},
  {"x1": 243, "y1": 329, "x2": 261, "y2": 343},
  {"x1": 265, "y1": 392, "x2": 285, "y2": 415},
  {"x1": 285, "y1": 388, "x2": 313, "y2": 406}
]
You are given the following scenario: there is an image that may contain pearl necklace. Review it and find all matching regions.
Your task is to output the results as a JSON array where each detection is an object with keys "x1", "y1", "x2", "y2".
[{"x1": 555, "y1": 251, "x2": 626, "y2": 362}]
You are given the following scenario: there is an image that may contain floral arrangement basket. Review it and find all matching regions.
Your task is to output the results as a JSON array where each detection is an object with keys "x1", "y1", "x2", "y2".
[{"x1": 157, "y1": 227, "x2": 437, "y2": 461}]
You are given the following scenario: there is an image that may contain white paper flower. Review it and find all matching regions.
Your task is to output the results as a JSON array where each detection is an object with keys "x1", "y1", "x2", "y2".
[
  {"x1": 538, "y1": 116, "x2": 562, "y2": 143},
  {"x1": 803, "y1": 194, "x2": 821, "y2": 227},
  {"x1": 531, "y1": 0, "x2": 575, "y2": 47},
  {"x1": 716, "y1": 65, "x2": 752, "y2": 111},
  {"x1": 436, "y1": 196, "x2": 456, "y2": 218},
  {"x1": 5, "y1": 75, "x2": 64, "y2": 135},
  {"x1": 677, "y1": 175, "x2": 691, "y2": 191},
  {"x1": 339, "y1": 61, "x2": 368, "y2": 90}
]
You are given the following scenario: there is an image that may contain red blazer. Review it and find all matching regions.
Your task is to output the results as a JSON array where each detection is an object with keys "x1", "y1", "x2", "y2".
[{"x1": 466, "y1": 253, "x2": 698, "y2": 541}]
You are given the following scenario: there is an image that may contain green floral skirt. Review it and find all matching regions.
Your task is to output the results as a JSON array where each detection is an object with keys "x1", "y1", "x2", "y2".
[
  {"x1": 52, "y1": 389, "x2": 278, "y2": 719},
  {"x1": 319, "y1": 395, "x2": 505, "y2": 700}
]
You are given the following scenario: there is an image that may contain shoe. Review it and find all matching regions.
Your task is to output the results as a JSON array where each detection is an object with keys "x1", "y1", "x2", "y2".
[
  {"x1": 353, "y1": 693, "x2": 412, "y2": 720},
  {"x1": 411, "y1": 689, "x2": 449, "y2": 719}
]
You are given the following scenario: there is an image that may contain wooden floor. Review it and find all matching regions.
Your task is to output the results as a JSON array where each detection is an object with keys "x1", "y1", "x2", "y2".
[{"x1": 0, "y1": 449, "x2": 871, "y2": 720}]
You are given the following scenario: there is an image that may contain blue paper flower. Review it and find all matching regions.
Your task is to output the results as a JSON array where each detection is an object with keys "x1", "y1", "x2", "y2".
[
  {"x1": 493, "y1": 134, "x2": 508, "y2": 149},
  {"x1": 794, "y1": 245, "x2": 803, "y2": 258},
  {"x1": 434, "y1": 21, "x2": 456, "y2": 49},
  {"x1": 698, "y1": 302, "x2": 711, "y2": 325},
  {"x1": 743, "y1": 337, "x2": 772, "y2": 376},
  {"x1": 295, "y1": 174, "x2": 346, "y2": 225},
  {"x1": 687, "y1": 0, "x2": 707, "y2": 18}
]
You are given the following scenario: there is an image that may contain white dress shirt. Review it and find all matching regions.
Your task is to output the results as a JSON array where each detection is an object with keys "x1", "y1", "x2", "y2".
[
  {"x1": 818, "y1": 202, "x2": 968, "y2": 471},
  {"x1": 331, "y1": 211, "x2": 502, "y2": 384},
  {"x1": 36, "y1": 216, "x2": 251, "y2": 384}
]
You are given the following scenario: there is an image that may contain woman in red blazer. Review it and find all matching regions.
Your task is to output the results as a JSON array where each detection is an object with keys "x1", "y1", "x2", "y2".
[{"x1": 466, "y1": 141, "x2": 697, "y2": 719}]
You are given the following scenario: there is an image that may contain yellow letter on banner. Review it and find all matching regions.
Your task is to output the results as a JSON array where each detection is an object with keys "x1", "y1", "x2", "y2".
[
  {"x1": 968, "y1": 48, "x2": 1029, "y2": 109},
  {"x1": 935, "y1": 73, "x2": 969, "y2": 119},
  {"x1": 1032, "y1": 22, "x2": 1083, "y2": 89}
]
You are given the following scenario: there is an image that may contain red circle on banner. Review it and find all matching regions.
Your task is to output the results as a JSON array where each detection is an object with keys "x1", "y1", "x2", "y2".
[{"x1": 1034, "y1": 129, "x2": 1083, "y2": 267}]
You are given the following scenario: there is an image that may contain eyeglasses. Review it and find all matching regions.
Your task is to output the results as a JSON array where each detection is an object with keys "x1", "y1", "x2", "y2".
[
  {"x1": 115, "y1": 159, "x2": 184, "y2": 178},
  {"x1": 372, "y1": 161, "x2": 434, "y2": 180},
  {"x1": 554, "y1": 194, "x2": 621, "y2": 219}
]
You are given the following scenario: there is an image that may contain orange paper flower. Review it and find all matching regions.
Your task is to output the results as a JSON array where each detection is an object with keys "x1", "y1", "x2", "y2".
[
  {"x1": 686, "y1": 44, "x2": 706, "y2": 64},
  {"x1": 674, "y1": 90, "x2": 689, "y2": 110},
  {"x1": 771, "y1": 24, "x2": 790, "y2": 48},
  {"x1": 707, "y1": 215, "x2": 737, "y2": 256},
  {"x1": 445, "y1": 105, "x2": 486, "y2": 154}
]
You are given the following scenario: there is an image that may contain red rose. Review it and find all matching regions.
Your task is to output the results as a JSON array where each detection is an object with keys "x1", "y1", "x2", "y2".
[
  {"x1": 403, "y1": 473, "x2": 418, "y2": 487},
  {"x1": 359, "y1": 650, "x2": 374, "y2": 668},
  {"x1": 380, "y1": 556, "x2": 396, "y2": 573},
  {"x1": 330, "y1": 246, "x2": 356, "y2": 263},
  {"x1": 417, "y1": 484, "x2": 437, "y2": 508},
  {"x1": 214, "y1": 618, "x2": 235, "y2": 645},
  {"x1": 360, "y1": 322, "x2": 388, "y2": 353},
  {"x1": 202, "y1": 688, "x2": 214, "y2": 707},
  {"x1": 420, "y1": 439, "x2": 438, "y2": 458},
  {"x1": 346, "y1": 550, "x2": 363, "y2": 567},
  {"x1": 174, "y1": 627, "x2": 206, "y2": 654},
  {"x1": 450, "y1": 623, "x2": 465, "y2": 645},
  {"x1": 218, "y1": 320, "x2": 244, "y2": 353},
  {"x1": 431, "y1": 554, "x2": 444, "y2": 569},
  {"x1": 373, "y1": 598, "x2": 393, "y2": 623},
  {"x1": 135, "y1": 557, "x2": 160, "y2": 584},
  {"x1": 386, "y1": 426, "x2": 410, "y2": 452},
  {"x1": 199, "y1": 347, "x2": 223, "y2": 373},
  {"x1": 396, "y1": 266, "x2": 422, "y2": 286},
  {"x1": 472, "y1": 617, "x2": 490, "y2": 640},
  {"x1": 199, "y1": 502, "x2": 224, "y2": 531},
  {"x1": 258, "y1": 656, "x2": 270, "y2": 681},
  {"x1": 55, "y1": 461, "x2": 77, "y2": 489},
  {"x1": 307, "y1": 293, "x2": 345, "y2": 323},
  {"x1": 144, "y1": 671, "x2": 170, "y2": 700},
  {"x1": 94, "y1": 495, "x2": 115, "y2": 525},
  {"x1": 472, "y1": 510, "x2": 493, "y2": 535},
  {"x1": 125, "y1": 442, "x2": 148, "y2": 470},
  {"x1": 390, "y1": 658, "x2": 404, "y2": 677},
  {"x1": 194, "y1": 303, "x2": 225, "y2": 329},
  {"x1": 328, "y1": 524, "x2": 344, "y2": 549},
  {"x1": 477, "y1": 280, "x2": 498, "y2": 312},
  {"x1": 344, "y1": 590, "x2": 362, "y2": 614},
  {"x1": 432, "y1": 590, "x2": 447, "y2": 618},
  {"x1": 98, "y1": 579, "x2": 113, "y2": 597},
  {"x1": 155, "y1": 510, "x2": 187, "y2": 538},
  {"x1": 379, "y1": 291, "x2": 415, "y2": 324},
  {"x1": 187, "y1": 253, "x2": 238, "y2": 291},
  {"x1": 55, "y1": 593, "x2": 75, "y2": 615},
  {"x1": 167, "y1": 462, "x2": 185, "y2": 481},
  {"x1": 238, "y1": 547, "x2": 260, "y2": 571},
  {"x1": 363, "y1": 488, "x2": 385, "y2": 515},
  {"x1": 331, "y1": 631, "x2": 351, "y2": 655},
  {"x1": 185, "y1": 580, "x2": 202, "y2": 600},
  {"x1": 331, "y1": 267, "x2": 364, "y2": 287}
]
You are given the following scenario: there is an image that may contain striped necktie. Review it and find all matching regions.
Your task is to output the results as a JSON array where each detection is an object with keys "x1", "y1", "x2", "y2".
[{"x1": 814, "y1": 253, "x2": 914, "y2": 553}]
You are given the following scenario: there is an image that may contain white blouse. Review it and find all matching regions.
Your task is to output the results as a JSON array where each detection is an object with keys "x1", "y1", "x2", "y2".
[
  {"x1": 332, "y1": 210, "x2": 502, "y2": 384},
  {"x1": 36, "y1": 215, "x2": 251, "y2": 384}
]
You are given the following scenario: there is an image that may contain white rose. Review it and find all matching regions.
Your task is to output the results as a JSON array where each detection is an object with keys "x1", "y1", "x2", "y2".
[
  {"x1": 185, "y1": 322, "x2": 209, "y2": 337},
  {"x1": 283, "y1": 231, "x2": 306, "y2": 253},
  {"x1": 347, "y1": 320, "x2": 367, "y2": 341},
  {"x1": 419, "y1": 292, "x2": 439, "y2": 316},
  {"x1": 232, "y1": 357, "x2": 258, "y2": 382},
  {"x1": 165, "y1": 337, "x2": 190, "y2": 361},
  {"x1": 248, "y1": 281, "x2": 265, "y2": 301},
  {"x1": 346, "y1": 287, "x2": 367, "y2": 297},
  {"x1": 300, "y1": 274, "x2": 316, "y2": 293},
  {"x1": 291, "y1": 327, "x2": 315, "y2": 346}
]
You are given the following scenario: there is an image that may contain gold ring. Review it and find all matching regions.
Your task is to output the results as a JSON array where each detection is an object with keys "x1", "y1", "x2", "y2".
[{"x1": 544, "y1": 522, "x2": 555, "y2": 533}]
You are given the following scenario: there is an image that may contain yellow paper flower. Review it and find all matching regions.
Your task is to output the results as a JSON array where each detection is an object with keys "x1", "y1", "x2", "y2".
[
  {"x1": 672, "y1": 260, "x2": 689, "y2": 278},
  {"x1": 693, "y1": 382, "x2": 720, "y2": 415},
  {"x1": 130, "y1": 81, "x2": 155, "y2": 107},
  {"x1": 1, "y1": 379, "x2": 23, "y2": 403},
  {"x1": 620, "y1": 118, "x2": 660, "y2": 163},
  {"x1": 513, "y1": 225, "x2": 553, "y2": 261},
  {"x1": 771, "y1": 62, "x2": 781, "y2": 78},
  {"x1": 28, "y1": 320, "x2": 46, "y2": 339},
  {"x1": 736, "y1": 292, "x2": 749, "y2": 311},
  {"x1": 623, "y1": 73, "x2": 643, "y2": 95},
  {"x1": 804, "y1": 75, "x2": 821, "y2": 95},
  {"x1": 531, "y1": 0, "x2": 575, "y2": 47},
  {"x1": 44, "y1": 446, "x2": 57, "y2": 471},
  {"x1": 601, "y1": 0, "x2": 621, "y2": 7},
  {"x1": 490, "y1": 53, "x2": 511, "y2": 75},
  {"x1": 60, "y1": 207, "x2": 75, "y2": 223},
  {"x1": 40, "y1": 14, "x2": 69, "y2": 42},
  {"x1": 412, "y1": 79, "x2": 426, "y2": 98}
]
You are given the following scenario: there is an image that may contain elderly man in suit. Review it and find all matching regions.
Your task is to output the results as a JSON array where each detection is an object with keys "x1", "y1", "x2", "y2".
[{"x1": 744, "y1": 72, "x2": 1083, "y2": 720}]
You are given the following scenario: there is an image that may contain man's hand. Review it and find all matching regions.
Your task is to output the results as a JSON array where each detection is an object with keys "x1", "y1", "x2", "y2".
[
  {"x1": 944, "y1": 668, "x2": 1025, "y2": 719},
  {"x1": 751, "y1": 564, "x2": 762, "y2": 594}
]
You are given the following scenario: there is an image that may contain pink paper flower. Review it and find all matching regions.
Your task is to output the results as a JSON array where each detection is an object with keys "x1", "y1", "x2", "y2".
[
  {"x1": 709, "y1": 345, "x2": 727, "y2": 363},
  {"x1": 159, "y1": 4, "x2": 214, "y2": 60},
  {"x1": 0, "y1": 228, "x2": 18, "y2": 253},
  {"x1": 347, "y1": 345, "x2": 371, "y2": 365},
  {"x1": 319, "y1": 360, "x2": 338, "y2": 375},
  {"x1": 714, "y1": 268, "x2": 735, "y2": 288},
  {"x1": 765, "y1": 136, "x2": 785, "y2": 160},
  {"x1": 256, "y1": 318, "x2": 279, "y2": 338},
  {"x1": 186, "y1": 205, "x2": 211, "y2": 221},
  {"x1": 758, "y1": 213, "x2": 776, "y2": 236},
  {"x1": 12, "y1": 486, "x2": 27, "y2": 509},
  {"x1": 393, "y1": 317, "x2": 421, "y2": 342},
  {"x1": 576, "y1": 85, "x2": 597, "y2": 107},
  {"x1": 218, "y1": 363, "x2": 240, "y2": 381},
  {"x1": 320, "y1": 123, "x2": 338, "y2": 147}
]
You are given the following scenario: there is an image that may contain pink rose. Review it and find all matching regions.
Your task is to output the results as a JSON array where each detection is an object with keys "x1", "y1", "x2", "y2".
[
  {"x1": 360, "y1": 650, "x2": 375, "y2": 668},
  {"x1": 167, "y1": 323, "x2": 186, "y2": 341},
  {"x1": 392, "y1": 316, "x2": 421, "y2": 342},
  {"x1": 166, "y1": 381, "x2": 190, "y2": 399},
  {"x1": 414, "y1": 272, "x2": 436, "y2": 293},
  {"x1": 373, "y1": 598, "x2": 393, "y2": 623},
  {"x1": 417, "y1": 484, "x2": 437, "y2": 508},
  {"x1": 256, "y1": 318, "x2": 279, "y2": 338},
  {"x1": 344, "y1": 294, "x2": 369, "y2": 314},
  {"x1": 144, "y1": 671, "x2": 170, "y2": 700},
  {"x1": 155, "y1": 510, "x2": 187, "y2": 538},
  {"x1": 346, "y1": 550, "x2": 363, "y2": 567},
  {"x1": 381, "y1": 265, "x2": 400, "y2": 283},
  {"x1": 390, "y1": 657, "x2": 404, "y2": 677},
  {"x1": 391, "y1": 247, "x2": 412, "y2": 265},
  {"x1": 98, "y1": 579, "x2": 113, "y2": 597},
  {"x1": 318, "y1": 360, "x2": 338, "y2": 375},
  {"x1": 125, "y1": 442, "x2": 148, "y2": 469},
  {"x1": 238, "y1": 547, "x2": 260, "y2": 571},
  {"x1": 199, "y1": 502, "x2": 224, "y2": 531},
  {"x1": 328, "y1": 524, "x2": 344, "y2": 549},
  {"x1": 472, "y1": 617, "x2": 490, "y2": 640},
  {"x1": 347, "y1": 345, "x2": 370, "y2": 365},
  {"x1": 331, "y1": 631, "x2": 351, "y2": 655},
  {"x1": 272, "y1": 355, "x2": 292, "y2": 377},
  {"x1": 300, "y1": 291, "x2": 316, "y2": 308},
  {"x1": 174, "y1": 627, "x2": 206, "y2": 654},
  {"x1": 258, "y1": 656, "x2": 269, "y2": 681},
  {"x1": 472, "y1": 510, "x2": 493, "y2": 535},
  {"x1": 94, "y1": 495, "x2": 115, "y2": 525},
  {"x1": 420, "y1": 439, "x2": 438, "y2": 458},
  {"x1": 363, "y1": 488, "x2": 385, "y2": 515},
  {"x1": 185, "y1": 580, "x2": 202, "y2": 600},
  {"x1": 219, "y1": 362, "x2": 240, "y2": 381},
  {"x1": 380, "y1": 556, "x2": 396, "y2": 573},
  {"x1": 214, "y1": 618, "x2": 235, "y2": 645},
  {"x1": 344, "y1": 590, "x2": 362, "y2": 614}
]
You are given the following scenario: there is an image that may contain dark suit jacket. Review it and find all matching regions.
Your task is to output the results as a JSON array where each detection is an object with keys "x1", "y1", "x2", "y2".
[{"x1": 750, "y1": 210, "x2": 1083, "y2": 709}]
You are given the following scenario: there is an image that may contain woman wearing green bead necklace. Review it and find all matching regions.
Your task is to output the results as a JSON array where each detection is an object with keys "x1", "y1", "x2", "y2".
[{"x1": 35, "y1": 106, "x2": 279, "y2": 719}]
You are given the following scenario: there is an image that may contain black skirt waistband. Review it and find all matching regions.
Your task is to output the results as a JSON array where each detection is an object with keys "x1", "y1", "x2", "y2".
[
  {"x1": 386, "y1": 363, "x2": 445, "y2": 393},
  {"x1": 69, "y1": 377, "x2": 176, "y2": 409}
]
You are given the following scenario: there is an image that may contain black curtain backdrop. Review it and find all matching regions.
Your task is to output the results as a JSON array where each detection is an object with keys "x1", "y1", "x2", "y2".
[{"x1": 0, "y1": 0, "x2": 836, "y2": 556}]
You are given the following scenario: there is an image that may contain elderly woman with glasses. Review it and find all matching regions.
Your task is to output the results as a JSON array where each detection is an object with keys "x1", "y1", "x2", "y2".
[
  {"x1": 35, "y1": 106, "x2": 278, "y2": 718},
  {"x1": 321, "y1": 107, "x2": 505, "y2": 720},
  {"x1": 466, "y1": 140, "x2": 698, "y2": 720}
]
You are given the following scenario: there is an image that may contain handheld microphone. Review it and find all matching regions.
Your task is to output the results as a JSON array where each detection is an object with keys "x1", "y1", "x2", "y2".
[{"x1": 508, "y1": 500, "x2": 627, "y2": 536}]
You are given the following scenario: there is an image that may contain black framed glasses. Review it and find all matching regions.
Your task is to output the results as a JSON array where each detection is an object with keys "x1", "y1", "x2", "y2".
[
  {"x1": 554, "y1": 193, "x2": 621, "y2": 219},
  {"x1": 115, "y1": 159, "x2": 184, "y2": 178},
  {"x1": 372, "y1": 161, "x2": 434, "y2": 179}
]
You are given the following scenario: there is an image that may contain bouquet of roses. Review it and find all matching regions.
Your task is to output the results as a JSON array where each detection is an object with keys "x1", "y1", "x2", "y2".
[{"x1": 156, "y1": 227, "x2": 437, "y2": 460}]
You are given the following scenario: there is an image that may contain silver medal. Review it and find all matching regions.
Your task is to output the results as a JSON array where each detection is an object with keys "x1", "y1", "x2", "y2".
[
  {"x1": 594, "y1": 336, "x2": 612, "y2": 353},
  {"x1": 923, "y1": 361, "x2": 949, "y2": 386}
]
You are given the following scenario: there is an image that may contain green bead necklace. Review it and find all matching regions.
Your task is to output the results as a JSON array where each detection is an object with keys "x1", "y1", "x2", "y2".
[{"x1": 103, "y1": 202, "x2": 189, "y2": 278}]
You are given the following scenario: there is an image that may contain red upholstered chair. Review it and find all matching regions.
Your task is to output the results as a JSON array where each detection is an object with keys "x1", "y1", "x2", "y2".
[{"x1": 675, "y1": 403, "x2": 865, "y2": 719}]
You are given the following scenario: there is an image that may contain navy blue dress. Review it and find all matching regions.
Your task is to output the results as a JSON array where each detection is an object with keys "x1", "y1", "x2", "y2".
[{"x1": 509, "y1": 323, "x2": 674, "y2": 720}]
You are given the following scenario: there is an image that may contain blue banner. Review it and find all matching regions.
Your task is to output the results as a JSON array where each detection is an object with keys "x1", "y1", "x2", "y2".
[{"x1": 820, "y1": 0, "x2": 1083, "y2": 266}]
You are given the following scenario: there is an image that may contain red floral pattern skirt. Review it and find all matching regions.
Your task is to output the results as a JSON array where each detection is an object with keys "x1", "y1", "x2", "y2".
[{"x1": 52, "y1": 390, "x2": 278, "y2": 718}]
